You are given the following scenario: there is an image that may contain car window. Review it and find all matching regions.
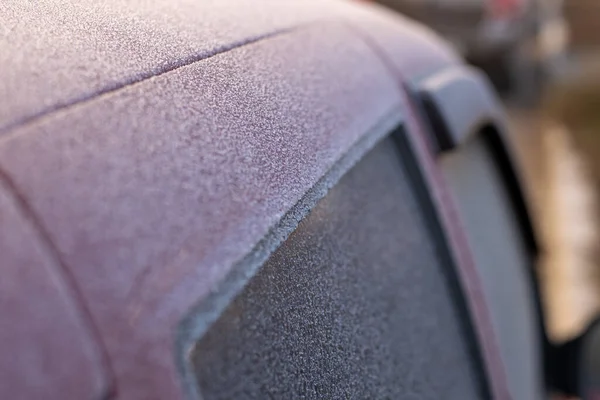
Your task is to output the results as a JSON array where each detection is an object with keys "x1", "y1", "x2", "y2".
[
  {"x1": 440, "y1": 134, "x2": 544, "y2": 400},
  {"x1": 189, "y1": 133, "x2": 487, "y2": 399}
]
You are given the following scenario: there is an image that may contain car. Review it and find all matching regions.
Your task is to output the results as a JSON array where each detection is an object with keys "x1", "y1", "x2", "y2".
[
  {"x1": 0, "y1": 0, "x2": 592, "y2": 399},
  {"x1": 371, "y1": 0, "x2": 569, "y2": 101}
]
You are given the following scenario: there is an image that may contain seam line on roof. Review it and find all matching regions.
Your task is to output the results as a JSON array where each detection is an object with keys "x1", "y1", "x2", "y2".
[
  {"x1": 0, "y1": 23, "x2": 309, "y2": 139},
  {"x1": 0, "y1": 168, "x2": 118, "y2": 400}
]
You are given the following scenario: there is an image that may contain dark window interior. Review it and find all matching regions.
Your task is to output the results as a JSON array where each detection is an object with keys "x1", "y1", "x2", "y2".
[{"x1": 190, "y1": 133, "x2": 487, "y2": 399}]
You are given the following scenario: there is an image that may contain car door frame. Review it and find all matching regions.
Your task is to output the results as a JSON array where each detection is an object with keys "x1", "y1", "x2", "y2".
[{"x1": 405, "y1": 64, "x2": 552, "y2": 396}]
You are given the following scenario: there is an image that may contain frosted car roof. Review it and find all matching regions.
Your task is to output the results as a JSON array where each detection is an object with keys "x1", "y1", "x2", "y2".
[
  {"x1": 0, "y1": 1, "x2": 491, "y2": 399},
  {"x1": 0, "y1": 21, "x2": 401, "y2": 399},
  {"x1": 0, "y1": 0, "x2": 457, "y2": 134}
]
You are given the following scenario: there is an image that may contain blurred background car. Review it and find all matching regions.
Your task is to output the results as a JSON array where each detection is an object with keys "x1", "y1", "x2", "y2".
[{"x1": 373, "y1": 0, "x2": 569, "y2": 101}]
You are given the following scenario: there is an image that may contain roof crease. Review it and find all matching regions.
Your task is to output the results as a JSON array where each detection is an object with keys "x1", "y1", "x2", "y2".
[{"x1": 0, "y1": 22, "x2": 314, "y2": 140}]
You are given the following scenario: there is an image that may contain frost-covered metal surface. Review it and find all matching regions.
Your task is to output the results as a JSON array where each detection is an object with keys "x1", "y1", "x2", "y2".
[
  {"x1": 336, "y1": 4, "x2": 460, "y2": 79},
  {"x1": 0, "y1": 20, "x2": 404, "y2": 399},
  {"x1": 0, "y1": 0, "x2": 459, "y2": 135},
  {"x1": 0, "y1": 0, "x2": 507, "y2": 399},
  {"x1": 0, "y1": 179, "x2": 109, "y2": 399},
  {"x1": 0, "y1": 0, "x2": 332, "y2": 133}
]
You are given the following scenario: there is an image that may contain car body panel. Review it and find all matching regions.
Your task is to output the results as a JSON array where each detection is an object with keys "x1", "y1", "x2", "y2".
[
  {"x1": 0, "y1": 1, "x2": 515, "y2": 399},
  {"x1": 0, "y1": 0, "x2": 349, "y2": 134},
  {"x1": 0, "y1": 179, "x2": 109, "y2": 399}
]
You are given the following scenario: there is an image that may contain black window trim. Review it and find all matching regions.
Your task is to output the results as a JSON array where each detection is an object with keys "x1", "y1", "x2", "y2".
[{"x1": 391, "y1": 129, "x2": 492, "y2": 399}]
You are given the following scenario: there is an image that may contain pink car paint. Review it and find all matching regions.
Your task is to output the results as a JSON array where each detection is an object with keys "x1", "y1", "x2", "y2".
[{"x1": 0, "y1": 1, "x2": 508, "y2": 399}]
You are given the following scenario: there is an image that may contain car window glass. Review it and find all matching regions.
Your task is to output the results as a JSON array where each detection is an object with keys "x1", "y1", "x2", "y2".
[{"x1": 190, "y1": 134, "x2": 486, "y2": 399}]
